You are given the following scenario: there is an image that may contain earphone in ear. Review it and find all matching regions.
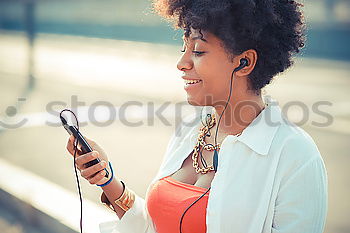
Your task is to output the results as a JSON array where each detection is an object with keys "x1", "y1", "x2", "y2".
[{"x1": 233, "y1": 58, "x2": 249, "y2": 72}]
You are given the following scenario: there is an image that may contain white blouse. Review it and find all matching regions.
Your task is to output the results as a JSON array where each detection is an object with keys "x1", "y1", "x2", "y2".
[{"x1": 99, "y1": 95, "x2": 328, "y2": 233}]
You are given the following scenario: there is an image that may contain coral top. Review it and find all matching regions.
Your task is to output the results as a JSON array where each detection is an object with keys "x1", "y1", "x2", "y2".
[{"x1": 146, "y1": 175, "x2": 210, "y2": 233}]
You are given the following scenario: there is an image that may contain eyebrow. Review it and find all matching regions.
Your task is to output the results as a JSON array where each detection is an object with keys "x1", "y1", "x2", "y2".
[{"x1": 182, "y1": 35, "x2": 208, "y2": 43}]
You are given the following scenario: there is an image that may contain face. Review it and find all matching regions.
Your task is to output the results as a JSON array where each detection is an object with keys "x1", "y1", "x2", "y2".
[{"x1": 177, "y1": 28, "x2": 239, "y2": 107}]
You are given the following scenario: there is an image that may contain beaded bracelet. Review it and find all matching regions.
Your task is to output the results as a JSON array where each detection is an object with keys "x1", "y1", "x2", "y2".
[{"x1": 97, "y1": 161, "x2": 114, "y2": 187}]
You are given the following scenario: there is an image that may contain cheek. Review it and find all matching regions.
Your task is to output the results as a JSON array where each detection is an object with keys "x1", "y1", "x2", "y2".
[{"x1": 194, "y1": 56, "x2": 232, "y2": 89}]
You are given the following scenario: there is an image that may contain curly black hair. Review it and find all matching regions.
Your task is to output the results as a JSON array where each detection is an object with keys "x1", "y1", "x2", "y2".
[{"x1": 152, "y1": 0, "x2": 306, "y2": 93}]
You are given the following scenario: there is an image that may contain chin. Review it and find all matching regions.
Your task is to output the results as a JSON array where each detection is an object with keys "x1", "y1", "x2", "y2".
[
  {"x1": 187, "y1": 100, "x2": 201, "y2": 106},
  {"x1": 186, "y1": 92, "x2": 215, "y2": 107}
]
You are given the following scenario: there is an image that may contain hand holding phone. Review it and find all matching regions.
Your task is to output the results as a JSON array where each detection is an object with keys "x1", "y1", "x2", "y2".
[{"x1": 62, "y1": 116, "x2": 109, "y2": 178}]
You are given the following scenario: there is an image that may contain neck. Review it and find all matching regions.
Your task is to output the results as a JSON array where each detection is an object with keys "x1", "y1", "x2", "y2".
[{"x1": 211, "y1": 93, "x2": 265, "y2": 141}]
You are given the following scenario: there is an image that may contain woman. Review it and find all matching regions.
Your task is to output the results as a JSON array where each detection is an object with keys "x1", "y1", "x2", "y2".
[{"x1": 66, "y1": 0, "x2": 328, "y2": 232}]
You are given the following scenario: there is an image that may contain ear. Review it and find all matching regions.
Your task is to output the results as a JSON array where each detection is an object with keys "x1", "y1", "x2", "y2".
[{"x1": 235, "y1": 49, "x2": 258, "y2": 76}]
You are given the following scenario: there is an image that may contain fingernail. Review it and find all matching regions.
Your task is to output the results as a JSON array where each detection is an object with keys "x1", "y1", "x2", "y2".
[{"x1": 101, "y1": 161, "x2": 106, "y2": 166}]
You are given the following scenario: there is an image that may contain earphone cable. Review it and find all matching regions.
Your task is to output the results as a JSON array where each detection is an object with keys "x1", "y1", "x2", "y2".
[
  {"x1": 214, "y1": 69, "x2": 235, "y2": 148},
  {"x1": 60, "y1": 109, "x2": 83, "y2": 233},
  {"x1": 179, "y1": 69, "x2": 236, "y2": 233},
  {"x1": 179, "y1": 187, "x2": 211, "y2": 233},
  {"x1": 73, "y1": 138, "x2": 83, "y2": 233}
]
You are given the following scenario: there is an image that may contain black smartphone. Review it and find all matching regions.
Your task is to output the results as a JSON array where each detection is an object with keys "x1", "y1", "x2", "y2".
[{"x1": 61, "y1": 116, "x2": 109, "y2": 178}]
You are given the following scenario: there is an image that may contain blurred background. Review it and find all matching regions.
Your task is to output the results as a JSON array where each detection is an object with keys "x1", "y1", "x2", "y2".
[{"x1": 0, "y1": 0, "x2": 349, "y2": 232}]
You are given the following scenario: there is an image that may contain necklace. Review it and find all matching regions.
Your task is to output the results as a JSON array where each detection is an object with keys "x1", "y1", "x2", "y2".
[
  {"x1": 192, "y1": 101, "x2": 267, "y2": 174},
  {"x1": 192, "y1": 113, "x2": 239, "y2": 174}
]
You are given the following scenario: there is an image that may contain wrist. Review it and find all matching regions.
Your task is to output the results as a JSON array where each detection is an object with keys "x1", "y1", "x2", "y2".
[
  {"x1": 101, "y1": 178, "x2": 124, "y2": 199},
  {"x1": 100, "y1": 180, "x2": 135, "y2": 212},
  {"x1": 96, "y1": 161, "x2": 114, "y2": 187}
]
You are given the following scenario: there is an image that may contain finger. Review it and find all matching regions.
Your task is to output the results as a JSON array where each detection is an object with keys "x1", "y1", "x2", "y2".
[
  {"x1": 84, "y1": 137, "x2": 97, "y2": 150},
  {"x1": 75, "y1": 151, "x2": 100, "y2": 168},
  {"x1": 69, "y1": 134, "x2": 75, "y2": 143},
  {"x1": 66, "y1": 136, "x2": 82, "y2": 156},
  {"x1": 71, "y1": 135, "x2": 84, "y2": 151},
  {"x1": 67, "y1": 143, "x2": 83, "y2": 157},
  {"x1": 80, "y1": 160, "x2": 107, "y2": 179},
  {"x1": 88, "y1": 170, "x2": 107, "y2": 185}
]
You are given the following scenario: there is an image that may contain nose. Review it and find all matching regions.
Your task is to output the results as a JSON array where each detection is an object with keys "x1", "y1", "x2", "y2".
[{"x1": 177, "y1": 52, "x2": 193, "y2": 71}]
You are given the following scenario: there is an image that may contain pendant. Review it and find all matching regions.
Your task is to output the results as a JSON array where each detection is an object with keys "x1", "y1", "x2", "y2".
[{"x1": 213, "y1": 150, "x2": 219, "y2": 172}]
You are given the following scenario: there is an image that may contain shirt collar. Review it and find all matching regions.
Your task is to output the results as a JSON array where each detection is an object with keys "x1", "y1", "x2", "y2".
[
  {"x1": 187, "y1": 96, "x2": 284, "y2": 156},
  {"x1": 236, "y1": 95, "x2": 283, "y2": 155}
]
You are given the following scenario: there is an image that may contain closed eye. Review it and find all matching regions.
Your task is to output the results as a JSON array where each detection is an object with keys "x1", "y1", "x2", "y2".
[
  {"x1": 180, "y1": 49, "x2": 205, "y2": 57},
  {"x1": 192, "y1": 51, "x2": 205, "y2": 56}
]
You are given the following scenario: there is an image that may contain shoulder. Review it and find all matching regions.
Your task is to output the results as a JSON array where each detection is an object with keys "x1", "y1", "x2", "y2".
[
  {"x1": 279, "y1": 118, "x2": 321, "y2": 158},
  {"x1": 273, "y1": 117, "x2": 326, "y2": 180}
]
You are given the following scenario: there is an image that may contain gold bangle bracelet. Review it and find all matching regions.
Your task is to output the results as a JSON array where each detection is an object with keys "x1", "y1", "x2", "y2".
[
  {"x1": 114, "y1": 181, "x2": 135, "y2": 212},
  {"x1": 100, "y1": 180, "x2": 135, "y2": 212}
]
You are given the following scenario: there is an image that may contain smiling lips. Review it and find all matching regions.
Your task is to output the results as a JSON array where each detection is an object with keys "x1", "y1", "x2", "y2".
[
  {"x1": 184, "y1": 79, "x2": 202, "y2": 84},
  {"x1": 182, "y1": 76, "x2": 203, "y2": 91}
]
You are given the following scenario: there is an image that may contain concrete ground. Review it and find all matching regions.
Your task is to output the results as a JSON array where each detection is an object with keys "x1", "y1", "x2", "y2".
[
  {"x1": 0, "y1": 209, "x2": 45, "y2": 233},
  {"x1": 0, "y1": 31, "x2": 349, "y2": 233}
]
